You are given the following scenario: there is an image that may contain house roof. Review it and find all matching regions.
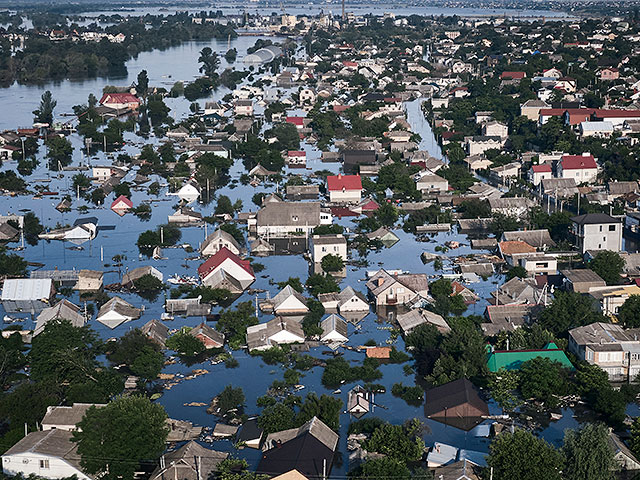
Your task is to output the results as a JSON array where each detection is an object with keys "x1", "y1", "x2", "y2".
[
  {"x1": 570, "y1": 213, "x2": 621, "y2": 225},
  {"x1": 100, "y1": 93, "x2": 139, "y2": 104},
  {"x1": 4, "y1": 429, "x2": 87, "y2": 475},
  {"x1": 35, "y1": 299, "x2": 85, "y2": 335},
  {"x1": 41, "y1": 403, "x2": 105, "y2": 428},
  {"x1": 327, "y1": 174, "x2": 362, "y2": 191},
  {"x1": 531, "y1": 164, "x2": 552, "y2": 173},
  {"x1": 365, "y1": 269, "x2": 429, "y2": 297},
  {"x1": 424, "y1": 378, "x2": 489, "y2": 419},
  {"x1": 256, "y1": 202, "x2": 324, "y2": 228},
  {"x1": 561, "y1": 268, "x2": 606, "y2": 285},
  {"x1": 1, "y1": 278, "x2": 52, "y2": 301},
  {"x1": 366, "y1": 346, "x2": 391, "y2": 358},
  {"x1": 236, "y1": 417, "x2": 263, "y2": 444},
  {"x1": 200, "y1": 228, "x2": 242, "y2": 254},
  {"x1": 593, "y1": 109, "x2": 640, "y2": 119},
  {"x1": 97, "y1": 296, "x2": 141, "y2": 320},
  {"x1": 561, "y1": 154, "x2": 597, "y2": 170},
  {"x1": 487, "y1": 342, "x2": 574, "y2": 372},
  {"x1": 272, "y1": 285, "x2": 308, "y2": 311},
  {"x1": 500, "y1": 71, "x2": 526, "y2": 79},
  {"x1": 149, "y1": 440, "x2": 228, "y2": 480},
  {"x1": 111, "y1": 195, "x2": 132, "y2": 209},
  {"x1": 321, "y1": 314, "x2": 348, "y2": 340},
  {"x1": 498, "y1": 240, "x2": 537, "y2": 256},
  {"x1": 501, "y1": 230, "x2": 556, "y2": 248},
  {"x1": 190, "y1": 322, "x2": 224, "y2": 346},
  {"x1": 397, "y1": 309, "x2": 449, "y2": 334},
  {"x1": 141, "y1": 319, "x2": 169, "y2": 345},
  {"x1": 197, "y1": 247, "x2": 254, "y2": 279},
  {"x1": 263, "y1": 416, "x2": 338, "y2": 452}
]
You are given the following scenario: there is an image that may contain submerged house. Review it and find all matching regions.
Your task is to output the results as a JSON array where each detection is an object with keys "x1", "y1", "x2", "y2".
[
  {"x1": 258, "y1": 417, "x2": 339, "y2": 479},
  {"x1": 96, "y1": 297, "x2": 142, "y2": 329},
  {"x1": 320, "y1": 314, "x2": 348, "y2": 343},
  {"x1": 1, "y1": 278, "x2": 55, "y2": 313},
  {"x1": 347, "y1": 385, "x2": 371, "y2": 418},
  {"x1": 149, "y1": 441, "x2": 228, "y2": 480},
  {"x1": 200, "y1": 228, "x2": 242, "y2": 257},
  {"x1": 365, "y1": 269, "x2": 429, "y2": 306},
  {"x1": 424, "y1": 378, "x2": 489, "y2": 431},
  {"x1": 271, "y1": 285, "x2": 309, "y2": 316},
  {"x1": 35, "y1": 300, "x2": 85, "y2": 336},
  {"x1": 246, "y1": 317, "x2": 305, "y2": 351},
  {"x1": 197, "y1": 247, "x2": 255, "y2": 293}
]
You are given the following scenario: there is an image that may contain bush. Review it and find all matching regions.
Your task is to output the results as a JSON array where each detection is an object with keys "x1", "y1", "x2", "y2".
[{"x1": 391, "y1": 383, "x2": 424, "y2": 406}]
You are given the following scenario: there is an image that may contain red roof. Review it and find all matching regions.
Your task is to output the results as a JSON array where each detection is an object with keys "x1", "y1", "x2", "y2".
[
  {"x1": 100, "y1": 93, "x2": 139, "y2": 105},
  {"x1": 197, "y1": 247, "x2": 254, "y2": 279},
  {"x1": 592, "y1": 109, "x2": 640, "y2": 119},
  {"x1": 286, "y1": 116, "x2": 305, "y2": 126},
  {"x1": 111, "y1": 195, "x2": 133, "y2": 209},
  {"x1": 360, "y1": 199, "x2": 379, "y2": 211},
  {"x1": 561, "y1": 154, "x2": 597, "y2": 170},
  {"x1": 531, "y1": 164, "x2": 552, "y2": 173},
  {"x1": 327, "y1": 174, "x2": 362, "y2": 192},
  {"x1": 500, "y1": 71, "x2": 526, "y2": 79},
  {"x1": 332, "y1": 105, "x2": 350, "y2": 113},
  {"x1": 539, "y1": 108, "x2": 566, "y2": 117},
  {"x1": 288, "y1": 150, "x2": 306, "y2": 157},
  {"x1": 565, "y1": 108, "x2": 595, "y2": 125},
  {"x1": 342, "y1": 61, "x2": 358, "y2": 67}
]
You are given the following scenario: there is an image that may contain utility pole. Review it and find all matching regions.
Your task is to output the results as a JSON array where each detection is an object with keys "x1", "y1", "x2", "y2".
[{"x1": 341, "y1": 0, "x2": 345, "y2": 23}]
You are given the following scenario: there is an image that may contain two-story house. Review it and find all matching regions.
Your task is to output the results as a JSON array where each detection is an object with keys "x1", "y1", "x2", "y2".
[{"x1": 571, "y1": 213, "x2": 622, "y2": 253}]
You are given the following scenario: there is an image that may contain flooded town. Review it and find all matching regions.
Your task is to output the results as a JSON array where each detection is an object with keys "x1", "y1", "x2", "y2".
[{"x1": 2, "y1": 1, "x2": 640, "y2": 480}]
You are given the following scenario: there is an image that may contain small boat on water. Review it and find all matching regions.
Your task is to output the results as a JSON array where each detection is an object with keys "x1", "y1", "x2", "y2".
[{"x1": 3, "y1": 315, "x2": 24, "y2": 323}]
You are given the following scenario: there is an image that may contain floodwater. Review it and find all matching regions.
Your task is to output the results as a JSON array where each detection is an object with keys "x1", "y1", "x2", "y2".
[{"x1": 0, "y1": 20, "x2": 610, "y2": 477}]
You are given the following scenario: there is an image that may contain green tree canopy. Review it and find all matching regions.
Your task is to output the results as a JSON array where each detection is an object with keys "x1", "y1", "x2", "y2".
[
  {"x1": 73, "y1": 396, "x2": 168, "y2": 480},
  {"x1": 537, "y1": 290, "x2": 607, "y2": 337},
  {"x1": 617, "y1": 294, "x2": 640, "y2": 328},
  {"x1": 487, "y1": 429, "x2": 563, "y2": 480},
  {"x1": 562, "y1": 423, "x2": 616, "y2": 480},
  {"x1": 589, "y1": 250, "x2": 625, "y2": 285}
]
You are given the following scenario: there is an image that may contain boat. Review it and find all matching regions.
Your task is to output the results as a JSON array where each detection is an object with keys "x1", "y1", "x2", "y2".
[
  {"x1": 161, "y1": 313, "x2": 174, "y2": 321},
  {"x1": 3, "y1": 315, "x2": 23, "y2": 323},
  {"x1": 333, "y1": 389, "x2": 341, "y2": 394}
]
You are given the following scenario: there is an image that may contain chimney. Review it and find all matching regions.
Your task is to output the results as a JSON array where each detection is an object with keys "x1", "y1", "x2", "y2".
[
  {"x1": 337, "y1": 173, "x2": 342, "y2": 179},
  {"x1": 377, "y1": 277, "x2": 384, "y2": 287}
]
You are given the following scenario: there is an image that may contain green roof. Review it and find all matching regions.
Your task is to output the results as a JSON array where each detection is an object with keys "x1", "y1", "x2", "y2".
[{"x1": 487, "y1": 342, "x2": 574, "y2": 372}]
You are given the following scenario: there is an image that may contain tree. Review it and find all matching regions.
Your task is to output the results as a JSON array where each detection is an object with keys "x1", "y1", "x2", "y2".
[
  {"x1": 257, "y1": 402, "x2": 296, "y2": 434},
  {"x1": 487, "y1": 429, "x2": 563, "y2": 480},
  {"x1": 537, "y1": 290, "x2": 607, "y2": 337},
  {"x1": 352, "y1": 458, "x2": 411, "y2": 480},
  {"x1": 214, "y1": 385, "x2": 245, "y2": 417},
  {"x1": 136, "y1": 70, "x2": 149, "y2": 99},
  {"x1": 23, "y1": 211, "x2": 43, "y2": 245},
  {"x1": 363, "y1": 420, "x2": 425, "y2": 463},
  {"x1": 133, "y1": 274, "x2": 164, "y2": 292},
  {"x1": 562, "y1": 423, "x2": 616, "y2": 480},
  {"x1": 46, "y1": 136, "x2": 73, "y2": 169},
  {"x1": 216, "y1": 302, "x2": 258, "y2": 349},
  {"x1": 518, "y1": 357, "x2": 569, "y2": 408},
  {"x1": 73, "y1": 396, "x2": 168, "y2": 480},
  {"x1": 199, "y1": 47, "x2": 220, "y2": 77},
  {"x1": 215, "y1": 195, "x2": 235, "y2": 215},
  {"x1": 618, "y1": 295, "x2": 640, "y2": 328},
  {"x1": 506, "y1": 265, "x2": 528, "y2": 280},
  {"x1": 166, "y1": 328, "x2": 205, "y2": 357},
  {"x1": 321, "y1": 254, "x2": 344, "y2": 273},
  {"x1": 589, "y1": 250, "x2": 624, "y2": 285},
  {"x1": 488, "y1": 368, "x2": 521, "y2": 412},
  {"x1": 33, "y1": 90, "x2": 56, "y2": 124},
  {"x1": 306, "y1": 273, "x2": 340, "y2": 296},
  {"x1": 108, "y1": 329, "x2": 163, "y2": 381}
]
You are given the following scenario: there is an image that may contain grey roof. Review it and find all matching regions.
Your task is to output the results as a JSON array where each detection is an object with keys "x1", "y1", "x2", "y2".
[
  {"x1": 121, "y1": 266, "x2": 159, "y2": 285},
  {"x1": 4, "y1": 429, "x2": 87, "y2": 475},
  {"x1": 141, "y1": 319, "x2": 170, "y2": 346},
  {"x1": 561, "y1": 268, "x2": 606, "y2": 285},
  {"x1": 501, "y1": 229, "x2": 556, "y2": 249},
  {"x1": 366, "y1": 269, "x2": 429, "y2": 297},
  {"x1": 312, "y1": 234, "x2": 346, "y2": 245},
  {"x1": 246, "y1": 317, "x2": 305, "y2": 351},
  {"x1": 433, "y1": 459, "x2": 481, "y2": 480},
  {"x1": 321, "y1": 314, "x2": 348, "y2": 340},
  {"x1": 571, "y1": 213, "x2": 622, "y2": 225},
  {"x1": 263, "y1": 416, "x2": 338, "y2": 452},
  {"x1": 336, "y1": 286, "x2": 368, "y2": 307},
  {"x1": 608, "y1": 181, "x2": 639, "y2": 195},
  {"x1": 149, "y1": 441, "x2": 228, "y2": 480},
  {"x1": 200, "y1": 228, "x2": 241, "y2": 254},
  {"x1": 41, "y1": 403, "x2": 105, "y2": 429},
  {"x1": 35, "y1": 300, "x2": 85, "y2": 336},
  {"x1": 521, "y1": 99, "x2": 550, "y2": 107},
  {"x1": 0, "y1": 222, "x2": 18, "y2": 240},
  {"x1": 366, "y1": 227, "x2": 399, "y2": 242},
  {"x1": 97, "y1": 296, "x2": 141, "y2": 321},
  {"x1": 257, "y1": 202, "x2": 323, "y2": 227},
  {"x1": 1, "y1": 278, "x2": 53, "y2": 301},
  {"x1": 190, "y1": 322, "x2": 225, "y2": 346},
  {"x1": 272, "y1": 285, "x2": 308, "y2": 311},
  {"x1": 397, "y1": 309, "x2": 450, "y2": 334},
  {"x1": 488, "y1": 197, "x2": 535, "y2": 210},
  {"x1": 570, "y1": 322, "x2": 640, "y2": 349},
  {"x1": 541, "y1": 177, "x2": 579, "y2": 196}
]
